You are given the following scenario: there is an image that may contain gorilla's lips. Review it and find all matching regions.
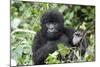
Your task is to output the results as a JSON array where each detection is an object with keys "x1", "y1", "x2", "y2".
[{"x1": 47, "y1": 28, "x2": 57, "y2": 33}]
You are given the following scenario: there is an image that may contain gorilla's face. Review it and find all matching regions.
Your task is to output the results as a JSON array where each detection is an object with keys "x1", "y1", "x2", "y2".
[
  {"x1": 43, "y1": 22, "x2": 64, "y2": 39},
  {"x1": 46, "y1": 23, "x2": 59, "y2": 33}
]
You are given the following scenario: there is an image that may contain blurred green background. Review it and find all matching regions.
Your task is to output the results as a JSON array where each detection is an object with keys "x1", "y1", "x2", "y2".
[{"x1": 11, "y1": 0, "x2": 95, "y2": 65}]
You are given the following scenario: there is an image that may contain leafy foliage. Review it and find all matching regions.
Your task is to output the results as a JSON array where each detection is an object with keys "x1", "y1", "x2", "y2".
[
  {"x1": 57, "y1": 43, "x2": 70, "y2": 57},
  {"x1": 11, "y1": 0, "x2": 95, "y2": 65},
  {"x1": 45, "y1": 51, "x2": 60, "y2": 64}
]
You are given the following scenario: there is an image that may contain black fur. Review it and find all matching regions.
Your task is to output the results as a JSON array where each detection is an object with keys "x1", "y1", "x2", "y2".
[{"x1": 32, "y1": 10, "x2": 87, "y2": 65}]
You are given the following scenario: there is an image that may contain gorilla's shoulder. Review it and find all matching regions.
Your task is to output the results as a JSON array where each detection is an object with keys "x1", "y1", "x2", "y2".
[
  {"x1": 63, "y1": 27, "x2": 76, "y2": 39},
  {"x1": 64, "y1": 27, "x2": 75, "y2": 34}
]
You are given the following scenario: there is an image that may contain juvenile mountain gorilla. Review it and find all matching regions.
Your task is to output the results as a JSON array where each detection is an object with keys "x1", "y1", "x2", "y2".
[{"x1": 32, "y1": 10, "x2": 88, "y2": 65}]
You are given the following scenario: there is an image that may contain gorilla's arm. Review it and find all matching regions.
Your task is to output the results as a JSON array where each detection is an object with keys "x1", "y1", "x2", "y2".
[{"x1": 32, "y1": 33, "x2": 57, "y2": 65}]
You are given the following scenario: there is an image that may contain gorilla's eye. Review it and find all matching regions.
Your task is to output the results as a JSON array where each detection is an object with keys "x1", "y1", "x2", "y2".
[
  {"x1": 46, "y1": 23, "x2": 57, "y2": 27},
  {"x1": 46, "y1": 23, "x2": 56, "y2": 28}
]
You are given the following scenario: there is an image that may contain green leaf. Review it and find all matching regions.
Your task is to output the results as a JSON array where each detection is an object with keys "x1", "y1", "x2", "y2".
[{"x1": 57, "y1": 43, "x2": 70, "y2": 57}]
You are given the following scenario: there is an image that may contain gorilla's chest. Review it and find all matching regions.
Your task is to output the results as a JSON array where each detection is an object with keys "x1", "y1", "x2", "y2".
[{"x1": 46, "y1": 34, "x2": 71, "y2": 47}]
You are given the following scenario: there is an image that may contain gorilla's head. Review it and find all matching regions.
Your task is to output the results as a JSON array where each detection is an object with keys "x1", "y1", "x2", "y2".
[{"x1": 40, "y1": 10, "x2": 64, "y2": 40}]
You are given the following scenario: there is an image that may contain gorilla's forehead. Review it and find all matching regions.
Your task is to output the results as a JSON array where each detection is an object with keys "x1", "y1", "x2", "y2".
[{"x1": 41, "y1": 10, "x2": 64, "y2": 23}]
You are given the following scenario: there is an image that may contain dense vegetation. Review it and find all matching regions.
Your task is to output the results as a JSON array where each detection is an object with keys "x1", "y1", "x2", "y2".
[{"x1": 11, "y1": 0, "x2": 95, "y2": 65}]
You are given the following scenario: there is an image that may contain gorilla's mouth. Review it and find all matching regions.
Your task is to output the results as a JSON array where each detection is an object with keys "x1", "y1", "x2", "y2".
[{"x1": 47, "y1": 28, "x2": 57, "y2": 33}]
